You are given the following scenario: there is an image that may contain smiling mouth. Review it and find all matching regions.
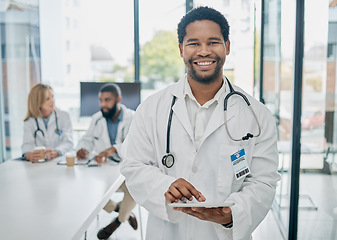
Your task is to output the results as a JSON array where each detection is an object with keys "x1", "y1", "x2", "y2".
[{"x1": 194, "y1": 61, "x2": 215, "y2": 66}]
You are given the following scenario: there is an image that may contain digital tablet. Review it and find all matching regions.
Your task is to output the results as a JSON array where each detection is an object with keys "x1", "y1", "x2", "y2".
[{"x1": 168, "y1": 202, "x2": 235, "y2": 208}]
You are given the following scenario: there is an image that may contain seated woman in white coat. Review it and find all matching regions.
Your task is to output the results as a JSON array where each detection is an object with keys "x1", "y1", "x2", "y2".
[{"x1": 21, "y1": 83, "x2": 73, "y2": 162}]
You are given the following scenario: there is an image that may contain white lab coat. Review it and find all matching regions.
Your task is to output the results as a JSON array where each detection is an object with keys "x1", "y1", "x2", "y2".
[
  {"x1": 121, "y1": 75, "x2": 280, "y2": 240},
  {"x1": 76, "y1": 104, "x2": 134, "y2": 155},
  {"x1": 21, "y1": 109, "x2": 73, "y2": 155}
]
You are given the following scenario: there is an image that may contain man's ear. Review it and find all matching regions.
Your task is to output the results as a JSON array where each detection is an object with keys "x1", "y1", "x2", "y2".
[
  {"x1": 117, "y1": 96, "x2": 122, "y2": 103},
  {"x1": 225, "y1": 40, "x2": 231, "y2": 55},
  {"x1": 179, "y1": 43, "x2": 183, "y2": 57}
]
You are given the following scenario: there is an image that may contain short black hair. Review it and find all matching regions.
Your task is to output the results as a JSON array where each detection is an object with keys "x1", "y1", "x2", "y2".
[
  {"x1": 99, "y1": 83, "x2": 121, "y2": 98},
  {"x1": 177, "y1": 6, "x2": 230, "y2": 44}
]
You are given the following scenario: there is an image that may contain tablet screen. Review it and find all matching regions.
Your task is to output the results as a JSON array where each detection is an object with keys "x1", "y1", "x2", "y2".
[{"x1": 168, "y1": 202, "x2": 235, "y2": 208}]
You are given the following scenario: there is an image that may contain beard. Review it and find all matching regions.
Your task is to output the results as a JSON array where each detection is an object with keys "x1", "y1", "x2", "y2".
[
  {"x1": 101, "y1": 103, "x2": 117, "y2": 119},
  {"x1": 186, "y1": 56, "x2": 224, "y2": 84}
]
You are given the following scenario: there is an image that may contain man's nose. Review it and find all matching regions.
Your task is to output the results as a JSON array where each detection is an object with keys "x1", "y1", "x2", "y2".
[{"x1": 197, "y1": 44, "x2": 211, "y2": 56}]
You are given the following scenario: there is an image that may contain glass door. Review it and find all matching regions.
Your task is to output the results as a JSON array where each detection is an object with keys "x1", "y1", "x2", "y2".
[
  {"x1": 0, "y1": 53, "x2": 4, "y2": 162},
  {"x1": 259, "y1": 0, "x2": 337, "y2": 238},
  {"x1": 296, "y1": 1, "x2": 337, "y2": 239},
  {"x1": 257, "y1": 0, "x2": 296, "y2": 238},
  {"x1": 325, "y1": 1, "x2": 337, "y2": 174}
]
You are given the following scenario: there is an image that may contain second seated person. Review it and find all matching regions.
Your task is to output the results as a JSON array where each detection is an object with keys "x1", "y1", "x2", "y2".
[
  {"x1": 75, "y1": 83, "x2": 138, "y2": 239},
  {"x1": 21, "y1": 83, "x2": 73, "y2": 162}
]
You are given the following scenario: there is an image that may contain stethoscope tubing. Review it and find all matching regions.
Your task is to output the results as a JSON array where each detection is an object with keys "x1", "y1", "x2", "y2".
[
  {"x1": 224, "y1": 105, "x2": 261, "y2": 141},
  {"x1": 162, "y1": 77, "x2": 262, "y2": 168},
  {"x1": 166, "y1": 96, "x2": 176, "y2": 154},
  {"x1": 34, "y1": 110, "x2": 60, "y2": 145},
  {"x1": 223, "y1": 78, "x2": 261, "y2": 141}
]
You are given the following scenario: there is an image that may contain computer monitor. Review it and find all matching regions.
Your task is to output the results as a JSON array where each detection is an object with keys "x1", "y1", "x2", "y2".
[{"x1": 80, "y1": 82, "x2": 141, "y2": 116}]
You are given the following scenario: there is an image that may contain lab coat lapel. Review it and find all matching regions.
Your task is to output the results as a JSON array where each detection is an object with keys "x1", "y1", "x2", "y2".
[
  {"x1": 47, "y1": 110, "x2": 56, "y2": 132},
  {"x1": 170, "y1": 76, "x2": 194, "y2": 142},
  {"x1": 100, "y1": 117, "x2": 112, "y2": 148},
  {"x1": 172, "y1": 97, "x2": 194, "y2": 142},
  {"x1": 202, "y1": 87, "x2": 238, "y2": 142}
]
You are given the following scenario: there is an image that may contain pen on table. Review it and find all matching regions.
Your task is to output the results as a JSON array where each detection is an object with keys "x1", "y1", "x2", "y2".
[{"x1": 86, "y1": 156, "x2": 96, "y2": 165}]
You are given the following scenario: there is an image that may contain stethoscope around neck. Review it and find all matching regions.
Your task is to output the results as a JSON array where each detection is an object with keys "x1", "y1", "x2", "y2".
[
  {"x1": 162, "y1": 96, "x2": 177, "y2": 168},
  {"x1": 224, "y1": 77, "x2": 261, "y2": 141},
  {"x1": 162, "y1": 78, "x2": 261, "y2": 168},
  {"x1": 34, "y1": 110, "x2": 61, "y2": 145}
]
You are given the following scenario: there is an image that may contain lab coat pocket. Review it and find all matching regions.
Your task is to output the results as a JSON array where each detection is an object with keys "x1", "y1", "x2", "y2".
[{"x1": 217, "y1": 143, "x2": 254, "y2": 189}]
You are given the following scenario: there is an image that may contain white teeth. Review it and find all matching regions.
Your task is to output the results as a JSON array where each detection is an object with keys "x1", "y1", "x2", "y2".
[{"x1": 197, "y1": 62, "x2": 212, "y2": 66}]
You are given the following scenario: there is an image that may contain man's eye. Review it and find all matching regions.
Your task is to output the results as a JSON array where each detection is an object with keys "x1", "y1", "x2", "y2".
[
  {"x1": 210, "y1": 42, "x2": 220, "y2": 45},
  {"x1": 187, "y1": 43, "x2": 198, "y2": 46}
]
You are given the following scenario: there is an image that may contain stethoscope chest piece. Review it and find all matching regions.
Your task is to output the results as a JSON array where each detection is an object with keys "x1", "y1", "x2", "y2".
[{"x1": 162, "y1": 154, "x2": 175, "y2": 168}]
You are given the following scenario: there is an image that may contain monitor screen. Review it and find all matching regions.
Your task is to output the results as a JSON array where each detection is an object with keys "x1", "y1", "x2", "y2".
[{"x1": 80, "y1": 82, "x2": 141, "y2": 116}]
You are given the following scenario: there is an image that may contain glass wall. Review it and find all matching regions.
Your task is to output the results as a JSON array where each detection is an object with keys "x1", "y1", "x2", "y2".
[
  {"x1": 0, "y1": 0, "x2": 136, "y2": 161},
  {"x1": 39, "y1": 0, "x2": 134, "y2": 143},
  {"x1": 258, "y1": 0, "x2": 296, "y2": 237},
  {"x1": 139, "y1": 0, "x2": 185, "y2": 99},
  {"x1": 260, "y1": 0, "x2": 337, "y2": 238},
  {"x1": 297, "y1": 1, "x2": 337, "y2": 239},
  {"x1": 298, "y1": 1, "x2": 336, "y2": 238},
  {"x1": 0, "y1": 0, "x2": 40, "y2": 160},
  {"x1": 0, "y1": 51, "x2": 4, "y2": 162},
  {"x1": 260, "y1": 0, "x2": 282, "y2": 135},
  {"x1": 325, "y1": 1, "x2": 337, "y2": 174},
  {"x1": 300, "y1": 0, "x2": 328, "y2": 169},
  {"x1": 0, "y1": 0, "x2": 261, "y2": 162}
]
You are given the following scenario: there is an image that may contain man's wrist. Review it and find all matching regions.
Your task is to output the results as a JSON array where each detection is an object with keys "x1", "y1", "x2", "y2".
[
  {"x1": 109, "y1": 146, "x2": 117, "y2": 154},
  {"x1": 222, "y1": 221, "x2": 233, "y2": 228}
]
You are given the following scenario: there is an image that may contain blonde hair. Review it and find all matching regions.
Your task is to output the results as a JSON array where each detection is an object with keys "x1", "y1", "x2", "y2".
[{"x1": 24, "y1": 83, "x2": 53, "y2": 121}]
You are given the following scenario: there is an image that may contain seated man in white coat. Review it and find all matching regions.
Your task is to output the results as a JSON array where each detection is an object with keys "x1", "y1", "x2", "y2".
[
  {"x1": 120, "y1": 6, "x2": 280, "y2": 240},
  {"x1": 76, "y1": 83, "x2": 137, "y2": 239}
]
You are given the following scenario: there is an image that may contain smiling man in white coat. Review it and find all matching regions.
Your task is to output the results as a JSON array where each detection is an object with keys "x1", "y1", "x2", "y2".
[
  {"x1": 76, "y1": 83, "x2": 138, "y2": 239},
  {"x1": 120, "y1": 6, "x2": 280, "y2": 240}
]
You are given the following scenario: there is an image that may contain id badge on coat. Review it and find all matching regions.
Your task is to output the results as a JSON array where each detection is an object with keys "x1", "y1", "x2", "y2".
[{"x1": 230, "y1": 148, "x2": 250, "y2": 180}]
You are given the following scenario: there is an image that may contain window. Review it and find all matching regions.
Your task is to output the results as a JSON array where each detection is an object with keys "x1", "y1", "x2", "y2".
[
  {"x1": 0, "y1": 2, "x2": 40, "y2": 160},
  {"x1": 139, "y1": 0, "x2": 185, "y2": 93}
]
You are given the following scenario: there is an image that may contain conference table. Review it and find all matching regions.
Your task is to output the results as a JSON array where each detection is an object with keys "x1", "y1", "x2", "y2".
[{"x1": 0, "y1": 157, "x2": 124, "y2": 240}]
